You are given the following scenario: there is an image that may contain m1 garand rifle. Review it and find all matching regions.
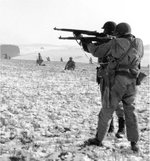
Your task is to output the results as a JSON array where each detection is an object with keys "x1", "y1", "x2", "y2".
[
  {"x1": 54, "y1": 27, "x2": 114, "y2": 44},
  {"x1": 54, "y1": 27, "x2": 101, "y2": 36}
]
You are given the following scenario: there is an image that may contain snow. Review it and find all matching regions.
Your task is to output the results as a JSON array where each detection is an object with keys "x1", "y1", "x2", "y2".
[{"x1": 0, "y1": 59, "x2": 149, "y2": 161}]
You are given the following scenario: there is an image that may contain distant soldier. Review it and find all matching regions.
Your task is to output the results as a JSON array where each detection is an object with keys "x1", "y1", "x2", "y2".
[
  {"x1": 60, "y1": 57, "x2": 63, "y2": 62},
  {"x1": 89, "y1": 57, "x2": 93, "y2": 64},
  {"x1": 4, "y1": 54, "x2": 8, "y2": 59},
  {"x1": 65, "y1": 57, "x2": 75, "y2": 70},
  {"x1": 36, "y1": 53, "x2": 43, "y2": 66},
  {"x1": 46, "y1": 57, "x2": 50, "y2": 61}
]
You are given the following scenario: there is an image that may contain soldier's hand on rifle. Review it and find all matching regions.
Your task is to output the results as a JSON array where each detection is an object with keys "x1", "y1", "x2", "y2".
[
  {"x1": 80, "y1": 38, "x2": 91, "y2": 53},
  {"x1": 80, "y1": 37, "x2": 92, "y2": 44}
]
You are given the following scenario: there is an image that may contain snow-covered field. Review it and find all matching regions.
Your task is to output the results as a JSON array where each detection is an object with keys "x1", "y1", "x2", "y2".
[{"x1": 0, "y1": 59, "x2": 149, "y2": 161}]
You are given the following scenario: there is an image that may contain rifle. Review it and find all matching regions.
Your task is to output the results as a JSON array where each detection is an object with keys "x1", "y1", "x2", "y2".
[
  {"x1": 58, "y1": 36, "x2": 112, "y2": 43},
  {"x1": 54, "y1": 27, "x2": 115, "y2": 55},
  {"x1": 54, "y1": 27, "x2": 101, "y2": 36},
  {"x1": 54, "y1": 27, "x2": 114, "y2": 43}
]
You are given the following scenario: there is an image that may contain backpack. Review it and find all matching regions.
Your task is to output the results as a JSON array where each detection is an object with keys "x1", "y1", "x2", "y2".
[{"x1": 115, "y1": 37, "x2": 146, "y2": 85}]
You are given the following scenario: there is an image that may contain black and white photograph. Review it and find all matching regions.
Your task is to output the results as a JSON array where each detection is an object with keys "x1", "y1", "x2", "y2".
[{"x1": 0, "y1": 0, "x2": 149, "y2": 160}]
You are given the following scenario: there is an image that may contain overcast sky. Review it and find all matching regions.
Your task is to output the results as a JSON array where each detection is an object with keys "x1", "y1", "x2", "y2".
[{"x1": 0, "y1": 0, "x2": 149, "y2": 45}]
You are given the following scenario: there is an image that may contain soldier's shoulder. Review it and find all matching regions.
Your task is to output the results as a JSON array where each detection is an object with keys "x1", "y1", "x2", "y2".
[{"x1": 134, "y1": 37, "x2": 143, "y2": 43}]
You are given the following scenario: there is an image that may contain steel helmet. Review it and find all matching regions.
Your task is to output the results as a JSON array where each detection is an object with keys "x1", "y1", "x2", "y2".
[
  {"x1": 115, "y1": 23, "x2": 131, "y2": 36},
  {"x1": 102, "y1": 21, "x2": 116, "y2": 33}
]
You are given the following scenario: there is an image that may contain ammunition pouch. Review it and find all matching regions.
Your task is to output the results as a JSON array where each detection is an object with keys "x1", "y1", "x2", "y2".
[
  {"x1": 136, "y1": 72, "x2": 147, "y2": 85},
  {"x1": 115, "y1": 70, "x2": 147, "y2": 85},
  {"x1": 96, "y1": 66, "x2": 116, "y2": 87},
  {"x1": 97, "y1": 67, "x2": 107, "y2": 77}
]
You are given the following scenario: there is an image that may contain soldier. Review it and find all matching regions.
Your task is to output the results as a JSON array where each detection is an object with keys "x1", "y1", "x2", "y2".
[
  {"x1": 83, "y1": 22, "x2": 144, "y2": 152},
  {"x1": 46, "y1": 57, "x2": 50, "y2": 61},
  {"x1": 65, "y1": 57, "x2": 75, "y2": 70},
  {"x1": 81, "y1": 21, "x2": 125, "y2": 138},
  {"x1": 89, "y1": 57, "x2": 93, "y2": 64},
  {"x1": 60, "y1": 57, "x2": 63, "y2": 62},
  {"x1": 4, "y1": 54, "x2": 8, "y2": 59},
  {"x1": 36, "y1": 53, "x2": 43, "y2": 65}
]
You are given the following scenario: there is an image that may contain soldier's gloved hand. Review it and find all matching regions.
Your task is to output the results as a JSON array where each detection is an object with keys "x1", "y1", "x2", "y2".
[
  {"x1": 80, "y1": 38, "x2": 91, "y2": 44},
  {"x1": 80, "y1": 38, "x2": 91, "y2": 53}
]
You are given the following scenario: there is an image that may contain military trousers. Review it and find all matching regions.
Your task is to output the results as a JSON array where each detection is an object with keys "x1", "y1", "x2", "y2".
[
  {"x1": 100, "y1": 78, "x2": 124, "y2": 119},
  {"x1": 115, "y1": 103, "x2": 124, "y2": 118},
  {"x1": 97, "y1": 76, "x2": 139, "y2": 142}
]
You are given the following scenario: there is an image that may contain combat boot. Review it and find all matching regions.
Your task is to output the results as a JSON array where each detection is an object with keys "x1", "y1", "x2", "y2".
[
  {"x1": 115, "y1": 117, "x2": 125, "y2": 138},
  {"x1": 131, "y1": 142, "x2": 139, "y2": 153},
  {"x1": 83, "y1": 137, "x2": 103, "y2": 147}
]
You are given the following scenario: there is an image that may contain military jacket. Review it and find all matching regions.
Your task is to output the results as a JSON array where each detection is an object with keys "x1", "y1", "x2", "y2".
[{"x1": 87, "y1": 36, "x2": 144, "y2": 85}]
